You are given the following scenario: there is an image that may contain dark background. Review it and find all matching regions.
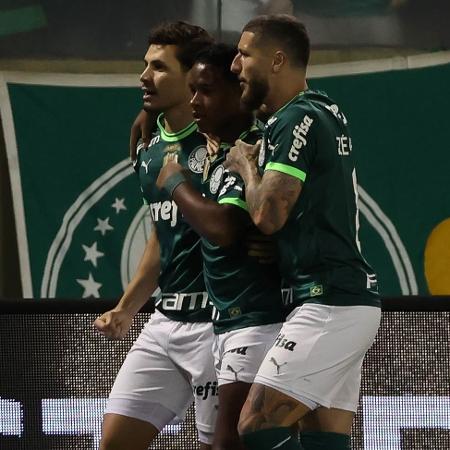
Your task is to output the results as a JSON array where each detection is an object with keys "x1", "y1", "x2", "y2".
[{"x1": 1, "y1": 308, "x2": 449, "y2": 449}]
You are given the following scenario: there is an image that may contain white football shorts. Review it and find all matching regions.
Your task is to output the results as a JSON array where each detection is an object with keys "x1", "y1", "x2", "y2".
[
  {"x1": 254, "y1": 303, "x2": 381, "y2": 412},
  {"x1": 106, "y1": 310, "x2": 218, "y2": 438},
  {"x1": 213, "y1": 322, "x2": 282, "y2": 386}
]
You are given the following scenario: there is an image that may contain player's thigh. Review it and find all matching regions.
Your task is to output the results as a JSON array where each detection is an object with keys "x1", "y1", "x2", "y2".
[
  {"x1": 253, "y1": 304, "x2": 380, "y2": 410},
  {"x1": 171, "y1": 321, "x2": 218, "y2": 442},
  {"x1": 200, "y1": 443, "x2": 212, "y2": 450},
  {"x1": 239, "y1": 382, "x2": 312, "y2": 434},
  {"x1": 213, "y1": 381, "x2": 251, "y2": 448},
  {"x1": 107, "y1": 315, "x2": 194, "y2": 426},
  {"x1": 214, "y1": 323, "x2": 282, "y2": 385},
  {"x1": 300, "y1": 407, "x2": 355, "y2": 435},
  {"x1": 100, "y1": 413, "x2": 158, "y2": 450}
]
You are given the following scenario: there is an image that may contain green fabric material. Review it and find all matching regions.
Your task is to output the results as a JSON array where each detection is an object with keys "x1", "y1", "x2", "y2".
[
  {"x1": 0, "y1": 5, "x2": 46, "y2": 37},
  {"x1": 300, "y1": 431, "x2": 351, "y2": 449},
  {"x1": 201, "y1": 123, "x2": 284, "y2": 334},
  {"x1": 134, "y1": 130, "x2": 210, "y2": 321},
  {"x1": 260, "y1": 89, "x2": 380, "y2": 306},
  {"x1": 241, "y1": 427, "x2": 302, "y2": 449}
]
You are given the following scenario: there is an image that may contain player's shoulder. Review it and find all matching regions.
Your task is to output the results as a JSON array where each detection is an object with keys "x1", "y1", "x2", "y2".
[
  {"x1": 269, "y1": 90, "x2": 345, "y2": 131},
  {"x1": 301, "y1": 90, "x2": 349, "y2": 127}
]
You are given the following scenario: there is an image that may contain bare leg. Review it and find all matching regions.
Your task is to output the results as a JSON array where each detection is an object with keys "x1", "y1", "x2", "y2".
[
  {"x1": 99, "y1": 413, "x2": 159, "y2": 450},
  {"x1": 212, "y1": 381, "x2": 252, "y2": 450},
  {"x1": 300, "y1": 407, "x2": 354, "y2": 435},
  {"x1": 238, "y1": 383, "x2": 311, "y2": 434}
]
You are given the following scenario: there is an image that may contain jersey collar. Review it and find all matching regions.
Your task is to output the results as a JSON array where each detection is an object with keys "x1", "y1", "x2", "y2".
[
  {"x1": 157, "y1": 113, "x2": 198, "y2": 142},
  {"x1": 269, "y1": 90, "x2": 307, "y2": 121}
]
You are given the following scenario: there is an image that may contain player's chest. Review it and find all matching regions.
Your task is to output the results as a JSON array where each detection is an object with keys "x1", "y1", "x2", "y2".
[
  {"x1": 139, "y1": 142, "x2": 207, "y2": 192},
  {"x1": 201, "y1": 150, "x2": 228, "y2": 199}
]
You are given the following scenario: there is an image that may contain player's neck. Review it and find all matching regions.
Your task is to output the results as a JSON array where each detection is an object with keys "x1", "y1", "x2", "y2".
[
  {"x1": 265, "y1": 77, "x2": 308, "y2": 115},
  {"x1": 216, "y1": 113, "x2": 254, "y2": 143},
  {"x1": 163, "y1": 102, "x2": 194, "y2": 134}
]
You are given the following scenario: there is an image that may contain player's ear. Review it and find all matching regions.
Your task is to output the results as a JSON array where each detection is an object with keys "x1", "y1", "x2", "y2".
[{"x1": 272, "y1": 51, "x2": 286, "y2": 73}]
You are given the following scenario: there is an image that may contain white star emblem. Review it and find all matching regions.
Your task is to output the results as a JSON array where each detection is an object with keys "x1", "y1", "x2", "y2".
[
  {"x1": 76, "y1": 273, "x2": 102, "y2": 298},
  {"x1": 94, "y1": 217, "x2": 114, "y2": 236},
  {"x1": 82, "y1": 241, "x2": 104, "y2": 268},
  {"x1": 111, "y1": 197, "x2": 127, "y2": 214}
]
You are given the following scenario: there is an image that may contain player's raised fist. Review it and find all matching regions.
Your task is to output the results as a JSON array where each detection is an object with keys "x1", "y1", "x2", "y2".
[{"x1": 93, "y1": 309, "x2": 133, "y2": 340}]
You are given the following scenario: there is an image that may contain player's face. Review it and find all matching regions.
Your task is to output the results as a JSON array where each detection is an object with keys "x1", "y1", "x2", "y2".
[
  {"x1": 188, "y1": 62, "x2": 242, "y2": 135},
  {"x1": 140, "y1": 44, "x2": 191, "y2": 112},
  {"x1": 231, "y1": 31, "x2": 270, "y2": 110}
]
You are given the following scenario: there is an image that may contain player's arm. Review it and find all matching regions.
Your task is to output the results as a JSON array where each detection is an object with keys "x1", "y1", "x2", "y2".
[
  {"x1": 129, "y1": 109, "x2": 158, "y2": 159},
  {"x1": 93, "y1": 226, "x2": 160, "y2": 339},
  {"x1": 156, "y1": 162, "x2": 247, "y2": 247},
  {"x1": 225, "y1": 139, "x2": 302, "y2": 235}
]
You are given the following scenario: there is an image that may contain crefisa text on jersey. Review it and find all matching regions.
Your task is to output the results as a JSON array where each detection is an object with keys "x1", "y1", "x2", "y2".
[
  {"x1": 149, "y1": 200, "x2": 178, "y2": 227},
  {"x1": 288, "y1": 114, "x2": 314, "y2": 162}
]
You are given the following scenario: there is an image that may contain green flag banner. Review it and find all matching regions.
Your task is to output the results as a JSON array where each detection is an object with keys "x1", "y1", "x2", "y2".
[{"x1": 1, "y1": 53, "x2": 450, "y2": 299}]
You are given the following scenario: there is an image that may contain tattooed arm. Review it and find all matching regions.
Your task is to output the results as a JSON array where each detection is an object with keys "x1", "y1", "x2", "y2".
[{"x1": 225, "y1": 139, "x2": 302, "y2": 235}]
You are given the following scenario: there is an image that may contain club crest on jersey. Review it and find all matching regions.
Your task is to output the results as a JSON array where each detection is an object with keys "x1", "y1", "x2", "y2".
[
  {"x1": 188, "y1": 146, "x2": 207, "y2": 173},
  {"x1": 163, "y1": 143, "x2": 180, "y2": 166},
  {"x1": 209, "y1": 164, "x2": 225, "y2": 194},
  {"x1": 310, "y1": 285, "x2": 323, "y2": 297},
  {"x1": 228, "y1": 307, "x2": 242, "y2": 317},
  {"x1": 163, "y1": 142, "x2": 181, "y2": 155}
]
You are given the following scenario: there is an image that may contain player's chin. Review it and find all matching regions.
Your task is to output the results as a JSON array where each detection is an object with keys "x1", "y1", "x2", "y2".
[
  {"x1": 142, "y1": 101, "x2": 158, "y2": 112},
  {"x1": 195, "y1": 119, "x2": 213, "y2": 134}
]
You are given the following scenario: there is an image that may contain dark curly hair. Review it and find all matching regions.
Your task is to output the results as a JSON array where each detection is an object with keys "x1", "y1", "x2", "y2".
[
  {"x1": 148, "y1": 21, "x2": 214, "y2": 71},
  {"x1": 194, "y1": 43, "x2": 239, "y2": 85}
]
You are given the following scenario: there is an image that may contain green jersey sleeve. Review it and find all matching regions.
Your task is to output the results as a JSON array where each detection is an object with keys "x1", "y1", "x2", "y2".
[{"x1": 264, "y1": 107, "x2": 317, "y2": 183}]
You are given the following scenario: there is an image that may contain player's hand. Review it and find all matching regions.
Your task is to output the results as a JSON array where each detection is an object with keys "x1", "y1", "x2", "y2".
[
  {"x1": 129, "y1": 110, "x2": 158, "y2": 160},
  {"x1": 93, "y1": 308, "x2": 134, "y2": 340},
  {"x1": 224, "y1": 139, "x2": 261, "y2": 175},
  {"x1": 203, "y1": 133, "x2": 221, "y2": 156},
  {"x1": 245, "y1": 231, "x2": 277, "y2": 264},
  {"x1": 156, "y1": 161, "x2": 184, "y2": 190}
]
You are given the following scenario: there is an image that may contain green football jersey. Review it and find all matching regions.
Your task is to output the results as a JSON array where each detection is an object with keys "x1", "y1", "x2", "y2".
[
  {"x1": 134, "y1": 114, "x2": 211, "y2": 322},
  {"x1": 260, "y1": 90, "x2": 380, "y2": 307},
  {"x1": 201, "y1": 123, "x2": 285, "y2": 334}
]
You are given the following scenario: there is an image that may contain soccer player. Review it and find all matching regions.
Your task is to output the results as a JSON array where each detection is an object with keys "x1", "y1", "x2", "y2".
[
  {"x1": 155, "y1": 43, "x2": 285, "y2": 450},
  {"x1": 225, "y1": 15, "x2": 381, "y2": 450},
  {"x1": 93, "y1": 22, "x2": 217, "y2": 450}
]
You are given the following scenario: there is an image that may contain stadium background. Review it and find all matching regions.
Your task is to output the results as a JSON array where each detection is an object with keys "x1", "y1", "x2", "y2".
[{"x1": 1, "y1": 1, "x2": 449, "y2": 449}]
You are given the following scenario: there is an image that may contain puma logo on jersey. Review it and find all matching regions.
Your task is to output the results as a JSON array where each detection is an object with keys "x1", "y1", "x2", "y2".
[
  {"x1": 141, "y1": 159, "x2": 151, "y2": 174},
  {"x1": 274, "y1": 333, "x2": 297, "y2": 351},
  {"x1": 270, "y1": 357, "x2": 287, "y2": 375},
  {"x1": 289, "y1": 115, "x2": 313, "y2": 162},
  {"x1": 226, "y1": 365, "x2": 244, "y2": 381},
  {"x1": 149, "y1": 200, "x2": 178, "y2": 227}
]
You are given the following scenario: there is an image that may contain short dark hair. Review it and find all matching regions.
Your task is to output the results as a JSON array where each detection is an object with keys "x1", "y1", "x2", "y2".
[
  {"x1": 194, "y1": 43, "x2": 239, "y2": 84},
  {"x1": 243, "y1": 14, "x2": 310, "y2": 69},
  {"x1": 148, "y1": 21, "x2": 214, "y2": 71}
]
